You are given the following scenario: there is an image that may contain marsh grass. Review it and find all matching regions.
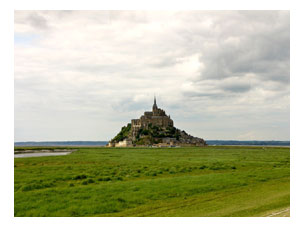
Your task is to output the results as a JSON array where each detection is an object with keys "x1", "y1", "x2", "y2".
[{"x1": 14, "y1": 146, "x2": 290, "y2": 217}]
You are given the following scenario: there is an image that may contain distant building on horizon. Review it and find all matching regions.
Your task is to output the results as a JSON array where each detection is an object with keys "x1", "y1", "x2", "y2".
[
  {"x1": 130, "y1": 96, "x2": 174, "y2": 141},
  {"x1": 107, "y1": 97, "x2": 206, "y2": 147}
]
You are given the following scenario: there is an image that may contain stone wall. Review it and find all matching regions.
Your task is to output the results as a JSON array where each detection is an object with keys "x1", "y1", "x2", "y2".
[
  {"x1": 130, "y1": 104, "x2": 174, "y2": 140},
  {"x1": 115, "y1": 139, "x2": 133, "y2": 147}
]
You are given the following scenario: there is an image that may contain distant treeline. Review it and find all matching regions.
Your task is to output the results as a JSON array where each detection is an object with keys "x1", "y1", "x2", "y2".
[{"x1": 206, "y1": 140, "x2": 290, "y2": 146}]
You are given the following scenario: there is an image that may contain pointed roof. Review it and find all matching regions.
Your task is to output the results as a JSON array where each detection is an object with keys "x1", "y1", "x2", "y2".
[{"x1": 153, "y1": 96, "x2": 158, "y2": 109}]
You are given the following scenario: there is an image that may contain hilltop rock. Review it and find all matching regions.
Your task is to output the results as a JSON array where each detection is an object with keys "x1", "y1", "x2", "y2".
[{"x1": 107, "y1": 97, "x2": 207, "y2": 147}]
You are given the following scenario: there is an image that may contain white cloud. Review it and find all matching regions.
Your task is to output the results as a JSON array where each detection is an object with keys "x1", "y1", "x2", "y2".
[{"x1": 14, "y1": 10, "x2": 290, "y2": 141}]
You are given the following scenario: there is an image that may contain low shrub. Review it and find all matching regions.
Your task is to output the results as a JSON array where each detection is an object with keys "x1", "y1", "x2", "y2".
[
  {"x1": 98, "y1": 177, "x2": 112, "y2": 181},
  {"x1": 132, "y1": 187, "x2": 140, "y2": 191},
  {"x1": 88, "y1": 179, "x2": 95, "y2": 183},
  {"x1": 151, "y1": 172, "x2": 157, "y2": 176},
  {"x1": 21, "y1": 182, "x2": 53, "y2": 192},
  {"x1": 187, "y1": 167, "x2": 193, "y2": 172},
  {"x1": 169, "y1": 168, "x2": 177, "y2": 174},
  {"x1": 180, "y1": 168, "x2": 187, "y2": 173},
  {"x1": 117, "y1": 197, "x2": 126, "y2": 203},
  {"x1": 209, "y1": 163, "x2": 227, "y2": 170},
  {"x1": 73, "y1": 174, "x2": 87, "y2": 180}
]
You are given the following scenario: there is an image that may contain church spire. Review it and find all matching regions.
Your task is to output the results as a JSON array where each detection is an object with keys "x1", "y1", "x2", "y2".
[{"x1": 153, "y1": 95, "x2": 158, "y2": 110}]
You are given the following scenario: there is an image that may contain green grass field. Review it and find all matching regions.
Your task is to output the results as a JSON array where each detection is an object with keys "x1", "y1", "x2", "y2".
[{"x1": 14, "y1": 146, "x2": 290, "y2": 217}]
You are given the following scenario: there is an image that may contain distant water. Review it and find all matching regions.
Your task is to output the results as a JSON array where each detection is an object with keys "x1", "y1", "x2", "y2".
[
  {"x1": 14, "y1": 152, "x2": 72, "y2": 158},
  {"x1": 205, "y1": 140, "x2": 290, "y2": 146},
  {"x1": 14, "y1": 140, "x2": 290, "y2": 147},
  {"x1": 14, "y1": 141, "x2": 108, "y2": 147}
]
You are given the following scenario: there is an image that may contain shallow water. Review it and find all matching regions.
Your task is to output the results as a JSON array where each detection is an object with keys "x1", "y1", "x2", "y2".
[{"x1": 14, "y1": 152, "x2": 71, "y2": 158}]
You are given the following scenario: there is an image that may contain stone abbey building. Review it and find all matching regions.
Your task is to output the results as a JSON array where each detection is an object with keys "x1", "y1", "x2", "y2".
[
  {"x1": 131, "y1": 97, "x2": 173, "y2": 140},
  {"x1": 108, "y1": 97, "x2": 206, "y2": 147}
]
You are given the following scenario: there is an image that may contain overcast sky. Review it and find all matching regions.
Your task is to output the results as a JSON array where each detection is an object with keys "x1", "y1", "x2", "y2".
[{"x1": 14, "y1": 10, "x2": 290, "y2": 141}]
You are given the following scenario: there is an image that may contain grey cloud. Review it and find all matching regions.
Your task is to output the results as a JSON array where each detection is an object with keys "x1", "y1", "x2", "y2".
[
  {"x1": 149, "y1": 55, "x2": 187, "y2": 68},
  {"x1": 221, "y1": 83, "x2": 251, "y2": 93},
  {"x1": 180, "y1": 11, "x2": 290, "y2": 106},
  {"x1": 195, "y1": 11, "x2": 289, "y2": 85},
  {"x1": 14, "y1": 11, "x2": 290, "y2": 141},
  {"x1": 74, "y1": 64, "x2": 128, "y2": 74},
  {"x1": 111, "y1": 98, "x2": 149, "y2": 113},
  {"x1": 182, "y1": 90, "x2": 227, "y2": 99},
  {"x1": 27, "y1": 12, "x2": 49, "y2": 30}
]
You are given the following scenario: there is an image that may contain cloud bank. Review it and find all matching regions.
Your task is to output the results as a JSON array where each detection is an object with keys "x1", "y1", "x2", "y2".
[{"x1": 14, "y1": 11, "x2": 290, "y2": 141}]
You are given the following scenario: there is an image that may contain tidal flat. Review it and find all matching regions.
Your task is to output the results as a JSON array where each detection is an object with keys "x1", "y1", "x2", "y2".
[{"x1": 14, "y1": 146, "x2": 290, "y2": 217}]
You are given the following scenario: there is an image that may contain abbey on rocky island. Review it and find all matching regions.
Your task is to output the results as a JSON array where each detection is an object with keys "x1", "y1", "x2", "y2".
[
  {"x1": 131, "y1": 97, "x2": 173, "y2": 141},
  {"x1": 107, "y1": 97, "x2": 206, "y2": 147}
]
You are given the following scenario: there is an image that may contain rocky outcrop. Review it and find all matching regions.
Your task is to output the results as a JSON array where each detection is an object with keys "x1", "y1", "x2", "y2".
[
  {"x1": 178, "y1": 130, "x2": 206, "y2": 146},
  {"x1": 107, "y1": 98, "x2": 207, "y2": 147}
]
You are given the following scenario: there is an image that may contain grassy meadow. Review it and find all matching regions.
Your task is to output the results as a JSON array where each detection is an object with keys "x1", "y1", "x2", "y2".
[{"x1": 14, "y1": 146, "x2": 290, "y2": 217}]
